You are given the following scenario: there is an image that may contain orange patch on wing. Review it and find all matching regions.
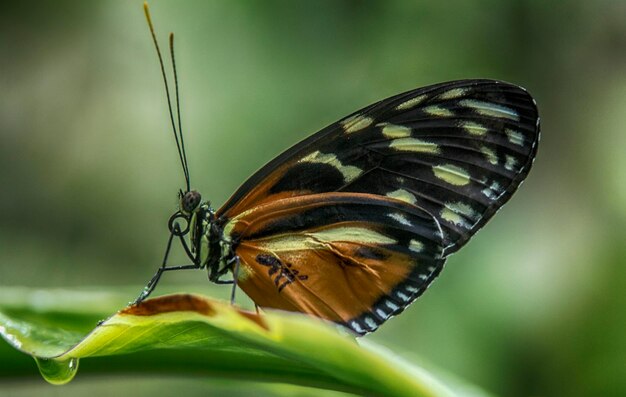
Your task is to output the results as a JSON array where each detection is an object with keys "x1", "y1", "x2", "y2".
[
  {"x1": 223, "y1": 192, "x2": 407, "y2": 237},
  {"x1": 235, "y1": 240, "x2": 414, "y2": 324},
  {"x1": 218, "y1": 162, "x2": 308, "y2": 219},
  {"x1": 224, "y1": 194, "x2": 340, "y2": 237}
]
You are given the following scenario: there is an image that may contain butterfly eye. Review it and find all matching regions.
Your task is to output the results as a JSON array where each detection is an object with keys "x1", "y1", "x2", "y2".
[{"x1": 181, "y1": 190, "x2": 201, "y2": 214}]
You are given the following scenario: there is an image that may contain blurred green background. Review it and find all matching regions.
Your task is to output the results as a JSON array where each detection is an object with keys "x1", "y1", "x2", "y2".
[{"x1": 1, "y1": 1, "x2": 625, "y2": 396}]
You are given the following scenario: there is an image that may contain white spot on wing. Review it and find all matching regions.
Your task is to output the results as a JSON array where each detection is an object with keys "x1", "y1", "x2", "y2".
[
  {"x1": 448, "y1": 201, "x2": 479, "y2": 220},
  {"x1": 506, "y1": 128, "x2": 525, "y2": 146},
  {"x1": 364, "y1": 316, "x2": 377, "y2": 329},
  {"x1": 441, "y1": 208, "x2": 471, "y2": 229},
  {"x1": 389, "y1": 137, "x2": 440, "y2": 154},
  {"x1": 350, "y1": 321, "x2": 364, "y2": 334},
  {"x1": 423, "y1": 105, "x2": 453, "y2": 117},
  {"x1": 505, "y1": 155, "x2": 518, "y2": 171},
  {"x1": 460, "y1": 121, "x2": 488, "y2": 136},
  {"x1": 300, "y1": 151, "x2": 362, "y2": 183},
  {"x1": 408, "y1": 239, "x2": 424, "y2": 253},
  {"x1": 386, "y1": 189, "x2": 417, "y2": 205},
  {"x1": 440, "y1": 201, "x2": 479, "y2": 229},
  {"x1": 439, "y1": 87, "x2": 468, "y2": 100},
  {"x1": 481, "y1": 181, "x2": 502, "y2": 200},
  {"x1": 389, "y1": 212, "x2": 412, "y2": 226},
  {"x1": 396, "y1": 291, "x2": 410, "y2": 301},
  {"x1": 341, "y1": 114, "x2": 374, "y2": 134},
  {"x1": 459, "y1": 99, "x2": 519, "y2": 121},
  {"x1": 432, "y1": 164, "x2": 471, "y2": 186},
  {"x1": 396, "y1": 94, "x2": 427, "y2": 110},
  {"x1": 385, "y1": 300, "x2": 399, "y2": 311},
  {"x1": 376, "y1": 308, "x2": 389, "y2": 319},
  {"x1": 379, "y1": 123, "x2": 412, "y2": 138},
  {"x1": 480, "y1": 146, "x2": 498, "y2": 165},
  {"x1": 405, "y1": 285, "x2": 419, "y2": 293}
]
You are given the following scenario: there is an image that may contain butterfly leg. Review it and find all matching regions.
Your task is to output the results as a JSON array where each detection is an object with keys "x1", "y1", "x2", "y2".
[
  {"x1": 229, "y1": 256, "x2": 241, "y2": 305},
  {"x1": 134, "y1": 263, "x2": 200, "y2": 305},
  {"x1": 133, "y1": 229, "x2": 200, "y2": 305}
]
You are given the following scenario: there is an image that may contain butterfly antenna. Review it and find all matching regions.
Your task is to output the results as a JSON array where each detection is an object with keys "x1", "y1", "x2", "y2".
[
  {"x1": 143, "y1": 2, "x2": 190, "y2": 192},
  {"x1": 169, "y1": 33, "x2": 191, "y2": 192}
]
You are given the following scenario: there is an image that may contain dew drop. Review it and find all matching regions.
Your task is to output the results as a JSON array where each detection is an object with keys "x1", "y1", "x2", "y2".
[{"x1": 34, "y1": 357, "x2": 79, "y2": 385}]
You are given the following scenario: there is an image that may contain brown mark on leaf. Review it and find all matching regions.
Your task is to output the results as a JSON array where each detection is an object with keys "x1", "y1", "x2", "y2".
[
  {"x1": 239, "y1": 311, "x2": 269, "y2": 331},
  {"x1": 122, "y1": 294, "x2": 216, "y2": 317}
]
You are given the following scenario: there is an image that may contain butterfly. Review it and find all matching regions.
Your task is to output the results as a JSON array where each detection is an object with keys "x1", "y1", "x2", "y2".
[{"x1": 136, "y1": 4, "x2": 540, "y2": 335}]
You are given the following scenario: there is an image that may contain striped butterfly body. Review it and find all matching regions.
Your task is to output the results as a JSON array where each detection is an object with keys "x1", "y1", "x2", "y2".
[{"x1": 138, "y1": 6, "x2": 540, "y2": 336}]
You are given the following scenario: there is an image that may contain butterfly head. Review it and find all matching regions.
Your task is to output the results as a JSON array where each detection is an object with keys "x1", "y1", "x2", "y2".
[
  {"x1": 179, "y1": 189, "x2": 202, "y2": 216},
  {"x1": 167, "y1": 189, "x2": 206, "y2": 240},
  {"x1": 168, "y1": 189, "x2": 215, "y2": 268}
]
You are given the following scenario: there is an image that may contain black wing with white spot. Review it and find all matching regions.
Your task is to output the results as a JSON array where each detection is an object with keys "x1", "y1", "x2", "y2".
[{"x1": 218, "y1": 79, "x2": 540, "y2": 257}]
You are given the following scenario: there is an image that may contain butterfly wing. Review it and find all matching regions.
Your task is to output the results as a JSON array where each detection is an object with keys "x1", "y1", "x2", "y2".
[
  {"x1": 218, "y1": 79, "x2": 540, "y2": 255},
  {"x1": 214, "y1": 79, "x2": 539, "y2": 334},
  {"x1": 225, "y1": 192, "x2": 446, "y2": 335}
]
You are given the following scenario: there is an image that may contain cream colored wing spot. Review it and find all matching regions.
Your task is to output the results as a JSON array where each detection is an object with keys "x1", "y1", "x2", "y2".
[
  {"x1": 385, "y1": 300, "x2": 399, "y2": 311},
  {"x1": 423, "y1": 105, "x2": 454, "y2": 117},
  {"x1": 386, "y1": 189, "x2": 418, "y2": 205},
  {"x1": 395, "y1": 94, "x2": 427, "y2": 110},
  {"x1": 341, "y1": 114, "x2": 374, "y2": 134},
  {"x1": 460, "y1": 121, "x2": 488, "y2": 136},
  {"x1": 408, "y1": 239, "x2": 424, "y2": 253},
  {"x1": 255, "y1": 226, "x2": 397, "y2": 252},
  {"x1": 350, "y1": 322, "x2": 364, "y2": 334},
  {"x1": 395, "y1": 291, "x2": 410, "y2": 302},
  {"x1": 388, "y1": 212, "x2": 412, "y2": 226},
  {"x1": 480, "y1": 146, "x2": 498, "y2": 165},
  {"x1": 505, "y1": 128, "x2": 525, "y2": 146},
  {"x1": 376, "y1": 308, "x2": 390, "y2": 320},
  {"x1": 504, "y1": 155, "x2": 518, "y2": 171},
  {"x1": 389, "y1": 137, "x2": 440, "y2": 154},
  {"x1": 299, "y1": 150, "x2": 362, "y2": 183},
  {"x1": 446, "y1": 201, "x2": 478, "y2": 220},
  {"x1": 458, "y1": 99, "x2": 520, "y2": 121},
  {"x1": 438, "y1": 87, "x2": 468, "y2": 100},
  {"x1": 441, "y1": 201, "x2": 480, "y2": 229},
  {"x1": 481, "y1": 180, "x2": 502, "y2": 200},
  {"x1": 432, "y1": 164, "x2": 471, "y2": 186},
  {"x1": 378, "y1": 123, "x2": 412, "y2": 138},
  {"x1": 364, "y1": 317, "x2": 377, "y2": 329}
]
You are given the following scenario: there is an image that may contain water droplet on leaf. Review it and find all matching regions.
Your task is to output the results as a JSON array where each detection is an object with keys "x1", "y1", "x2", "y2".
[{"x1": 34, "y1": 357, "x2": 79, "y2": 385}]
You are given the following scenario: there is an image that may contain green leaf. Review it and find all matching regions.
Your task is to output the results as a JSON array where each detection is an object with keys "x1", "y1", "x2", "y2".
[{"x1": 0, "y1": 287, "x2": 484, "y2": 397}]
